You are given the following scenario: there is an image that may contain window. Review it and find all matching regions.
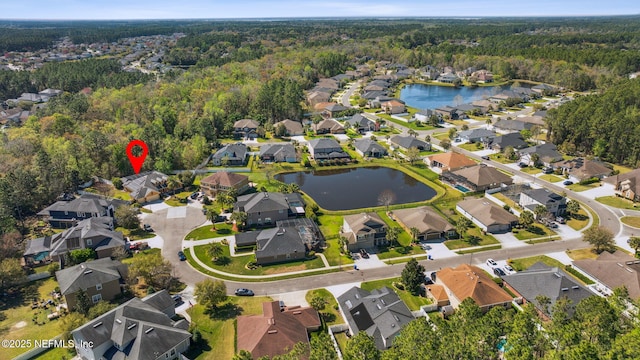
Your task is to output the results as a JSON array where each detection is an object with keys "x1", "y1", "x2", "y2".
[
  {"x1": 96, "y1": 283, "x2": 102, "y2": 291},
  {"x1": 91, "y1": 294, "x2": 102, "y2": 303},
  {"x1": 171, "y1": 349, "x2": 176, "y2": 356},
  {"x1": 86, "y1": 239, "x2": 92, "y2": 246}
]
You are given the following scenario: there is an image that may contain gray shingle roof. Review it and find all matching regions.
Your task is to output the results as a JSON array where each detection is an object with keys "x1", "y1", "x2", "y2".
[
  {"x1": 212, "y1": 143, "x2": 248, "y2": 162},
  {"x1": 235, "y1": 192, "x2": 304, "y2": 214},
  {"x1": 56, "y1": 258, "x2": 126, "y2": 295},
  {"x1": 308, "y1": 137, "x2": 341, "y2": 151},
  {"x1": 121, "y1": 171, "x2": 168, "y2": 200},
  {"x1": 354, "y1": 139, "x2": 387, "y2": 156},
  {"x1": 390, "y1": 135, "x2": 428, "y2": 150},
  {"x1": 489, "y1": 132, "x2": 528, "y2": 149},
  {"x1": 259, "y1": 143, "x2": 296, "y2": 160}
]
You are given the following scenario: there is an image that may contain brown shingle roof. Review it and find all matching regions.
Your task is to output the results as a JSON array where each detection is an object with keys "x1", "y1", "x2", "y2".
[
  {"x1": 237, "y1": 301, "x2": 320, "y2": 359},
  {"x1": 438, "y1": 264, "x2": 512, "y2": 307},
  {"x1": 573, "y1": 251, "x2": 640, "y2": 299},
  {"x1": 449, "y1": 165, "x2": 513, "y2": 188},
  {"x1": 457, "y1": 198, "x2": 518, "y2": 227},
  {"x1": 428, "y1": 152, "x2": 476, "y2": 171},
  {"x1": 426, "y1": 284, "x2": 449, "y2": 304},
  {"x1": 393, "y1": 206, "x2": 454, "y2": 234},
  {"x1": 201, "y1": 171, "x2": 248, "y2": 188},
  {"x1": 558, "y1": 158, "x2": 612, "y2": 181}
]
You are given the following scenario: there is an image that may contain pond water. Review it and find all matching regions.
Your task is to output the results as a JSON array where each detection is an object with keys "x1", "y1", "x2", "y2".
[
  {"x1": 275, "y1": 166, "x2": 437, "y2": 211},
  {"x1": 400, "y1": 83, "x2": 509, "y2": 110}
]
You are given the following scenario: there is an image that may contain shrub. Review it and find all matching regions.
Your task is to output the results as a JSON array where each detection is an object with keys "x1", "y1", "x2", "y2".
[{"x1": 393, "y1": 282, "x2": 405, "y2": 290}]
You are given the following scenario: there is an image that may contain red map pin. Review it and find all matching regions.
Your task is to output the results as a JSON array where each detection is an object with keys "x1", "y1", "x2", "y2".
[{"x1": 126, "y1": 140, "x2": 148, "y2": 174}]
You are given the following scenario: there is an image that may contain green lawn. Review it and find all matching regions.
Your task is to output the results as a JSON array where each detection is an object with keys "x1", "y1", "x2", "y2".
[
  {"x1": 361, "y1": 278, "x2": 431, "y2": 311},
  {"x1": 193, "y1": 244, "x2": 326, "y2": 276},
  {"x1": 457, "y1": 142, "x2": 484, "y2": 151},
  {"x1": 596, "y1": 196, "x2": 639, "y2": 210},
  {"x1": 0, "y1": 278, "x2": 64, "y2": 359},
  {"x1": 512, "y1": 224, "x2": 556, "y2": 240},
  {"x1": 185, "y1": 296, "x2": 272, "y2": 360},
  {"x1": 519, "y1": 166, "x2": 542, "y2": 174},
  {"x1": 305, "y1": 289, "x2": 343, "y2": 326},
  {"x1": 113, "y1": 189, "x2": 132, "y2": 201},
  {"x1": 566, "y1": 248, "x2": 598, "y2": 260},
  {"x1": 566, "y1": 182, "x2": 602, "y2": 192},
  {"x1": 456, "y1": 245, "x2": 502, "y2": 254},
  {"x1": 539, "y1": 174, "x2": 563, "y2": 183},
  {"x1": 116, "y1": 227, "x2": 156, "y2": 240},
  {"x1": 508, "y1": 255, "x2": 565, "y2": 271},
  {"x1": 432, "y1": 132, "x2": 449, "y2": 141},
  {"x1": 567, "y1": 207, "x2": 590, "y2": 231},
  {"x1": 621, "y1": 216, "x2": 640, "y2": 228},
  {"x1": 445, "y1": 234, "x2": 500, "y2": 249},
  {"x1": 185, "y1": 224, "x2": 237, "y2": 240},
  {"x1": 491, "y1": 192, "x2": 519, "y2": 210},
  {"x1": 322, "y1": 239, "x2": 354, "y2": 266},
  {"x1": 610, "y1": 163, "x2": 634, "y2": 174},
  {"x1": 488, "y1": 153, "x2": 516, "y2": 164}
]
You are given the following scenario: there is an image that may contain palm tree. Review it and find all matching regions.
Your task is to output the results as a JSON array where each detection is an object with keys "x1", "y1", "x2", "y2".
[
  {"x1": 456, "y1": 218, "x2": 471, "y2": 239},
  {"x1": 424, "y1": 135, "x2": 431, "y2": 143},
  {"x1": 216, "y1": 192, "x2": 235, "y2": 212},
  {"x1": 408, "y1": 129, "x2": 417, "y2": 138},
  {"x1": 166, "y1": 176, "x2": 181, "y2": 195},
  {"x1": 207, "y1": 242, "x2": 224, "y2": 261},
  {"x1": 533, "y1": 205, "x2": 548, "y2": 221},
  {"x1": 230, "y1": 211, "x2": 248, "y2": 231},
  {"x1": 385, "y1": 227, "x2": 400, "y2": 247},
  {"x1": 207, "y1": 208, "x2": 219, "y2": 230},
  {"x1": 409, "y1": 227, "x2": 420, "y2": 243},
  {"x1": 519, "y1": 211, "x2": 535, "y2": 230}
]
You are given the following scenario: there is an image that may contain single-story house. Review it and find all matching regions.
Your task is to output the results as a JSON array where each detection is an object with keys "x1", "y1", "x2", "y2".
[
  {"x1": 556, "y1": 158, "x2": 612, "y2": 182},
  {"x1": 234, "y1": 192, "x2": 306, "y2": 227},
  {"x1": 502, "y1": 262, "x2": 594, "y2": 319},
  {"x1": 393, "y1": 206, "x2": 456, "y2": 241},
  {"x1": 604, "y1": 168, "x2": 640, "y2": 202},
  {"x1": 121, "y1": 171, "x2": 169, "y2": 203},
  {"x1": 389, "y1": 135, "x2": 429, "y2": 151},
  {"x1": 273, "y1": 119, "x2": 304, "y2": 136},
  {"x1": 518, "y1": 143, "x2": 563, "y2": 167},
  {"x1": 354, "y1": 139, "x2": 387, "y2": 158},
  {"x1": 322, "y1": 103, "x2": 348, "y2": 118},
  {"x1": 237, "y1": 301, "x2": 321, "y2": 359},
  {"x1": 211, "y1": 143, "x2": 248, "y2": 166},
  {"x1": 337, "y1": 286, "x2": 414, "y2": 350},
  {"x1": 487, "y1": 133, "x2": 528, "y2": 152},
  {"x1": 233, "y1": 119, "x2": 260, "y2": 139},
  {"x1": 414, "y1": 109, "x2": 441, "y2": 123},
  {"x1": 200, "y1": 171, "x2": 250, "y2": 197},
  {"x1": 56, "y1": 258, "x2": 128, "y2": 311},
  {"x1": 341, "y1": 213, "x2": 388, "y2": 252},
  {"x1": 426, "y1": 152, "x2": 476, "y2": 173},
  {"x1": 259, "y1": 143, "x2": 298, "y2": 163},
  {"x1": 307, "y1": 138, "x2": 350, "y2": 160},
  {"x1": 437, "y1": 264, "x2": 513, "y2": 311},
  {"x1": 457, "y1": 128, "x2": 496, "y2": 143},
  {"x1": 314, "y1": 119, "x2": 345, "y2": 134},
  {"x1": 493, "y1": 119, "x2": 535, "y2": 134},
  {"x1": 519, "y1": 188, "x2": 567, "y2": 216},
  {"x1": 307, "y1": 90, "x2": 332, "y2": 106},
  {"x1": 72, "y1": 290, "x2": 191, "y2": 360},
  {"x1": 344, "y1": 114, "x2": 377, "y2": 133},
  {"x1": 441, "y1": 164, "x2": 513, "y2": 192},
  {"x1": 456, "y1": 197, "x2": 518, "y2": 233},
  {"x1": 573, "y1": 251, "x2": 640, "y2": 299}
]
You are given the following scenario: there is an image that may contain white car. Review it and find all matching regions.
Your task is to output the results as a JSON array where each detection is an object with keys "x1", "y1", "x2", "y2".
[
  {"x1": 486, "y1": 258, "x2": 497, "y2": 267},
  {"x1": 504, "y1": 264, "x2": 515, "y2": 273}
]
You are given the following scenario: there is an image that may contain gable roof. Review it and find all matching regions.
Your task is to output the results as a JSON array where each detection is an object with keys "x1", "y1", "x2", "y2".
[
  {"x1": 235, "y1": 192, "x2": 304, "y2": 214},
  {"x1": 519, "y1": 143, "x2": 563, "y2": 163},
  {"x1": 457, "y1": 198, "x2": 518, "y2": 227},
  {"x1": 254, "y1": 218, "x2": 323, "y2": 262},
  {"x1": 573, "y1": 251, "x2": 640, "y2": 299},
  {"x1": 438, "y1": 264, "x2": 513, "y2": 307},
  {"x1": 308, "y1": 137, "x2": 341, "y2": 151},
  {"x1": 428, "y1": 152, "x2": 476, "y2": 170},
  {"x1": 488, "y1": 132, "x2": 528, "y2": 149},
  {"x1": 344, "y1": 213, "x2": 386, "y2": 235},
  {"x1": 72, "y1": 290, "x2": 190, "y2": 360},
  {"x1": 37, "y1": 195, "x2": 114, "y2": 217},
  {"x1": 604, "y1": 167, "x2": 640, "y2": 195},
  {"x1": 503, "y1": 262, "x2": 593, "y2": 317},
  {"x1": 314, "y1": 118, "x2": 344, "y2": 132},
  {"x1": 393, "y1": 206, "x2": 454, "y2": 234},
  {"x1": 557, "y1": 158, "x2": 612, "y2": 180},
  {"x1": 56, "y1": 258, "x2": 127, "y2": 295},
  {"x1": 493, "y1": 119, "x2": 534, "y2": 132},
  {"x1": 121, "y1": 171, "x2": 168, "y2": 200},
  {"x1": 233, "y1": 119, "x2": 259, "y2": 129},
  {"x1": 522, "y1": 188, "x2": 565, "y2": 205},
  {"x1": 390, "y1": 135, "x2": 427, "y2": 150},
  {"x1": 447, "y1": 165, "x2": 513, "y2": 188},
  {"x1": 345, "y1": 114, "x2": 375, "y2": 129},
  {"x1": 273, "y1": 119, "x2": 303, "y2": 135},
  {"x1": 212, "y1": 143, "x2": 248, "y2": 161},
  {"x1": 200, "y1": 171, "x2": 249, "y2": 188},
  {"x1": 237, "y1": 301, "x2": 320, "y2": 359},
  {"x1": 259, "y1": 143, "x2": 297, "y2": 160},
  {"x1": 353, "y1": 139, "x2": 387, "y2": 156},
  {"x1": 457, "y1": 128, "x2": 496, "y2": 140},
  {"x1": 337, "y1": 286, "x2": 414, "y2": 350}
]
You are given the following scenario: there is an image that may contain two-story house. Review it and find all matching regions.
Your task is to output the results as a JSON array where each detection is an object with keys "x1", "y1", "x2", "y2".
[
  {"x1": 121, "y1": 171, "x2": 169, "y2": 204},
  {"x1": 200, "y1": 171, "x2": 250, "y2": 197},
  {"x1": 233, "y1": 119, "x2": 260, "y2": 139},
  {"x1": 307, "y1": 138, "x2": 350, "y2": 160},
  {"x1": 341, "y1": 213, "x2": 388, "y2": 252},
  {"x1": 519, "y1": 188, "x2": 567, "y2": 217},
  {"x1": 37, "y1": 194, "x2": 120, "y2": 229},
  {"x1": 234, "y1": 192, "x2": 306, "y2": 227},
  {"x1": 211, "y1": 143, "x2": 248, "y2": 166}
]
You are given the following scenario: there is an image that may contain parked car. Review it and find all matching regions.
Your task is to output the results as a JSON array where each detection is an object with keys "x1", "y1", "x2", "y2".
[
  {"x1": 504, "y1": 264, "x2": 514, "y2": 273},
  {"x1": 518, "y1": 162, "x2": 528, "y2": 168},
  {"x1": 486, "y1": 258, "x2": 498, "y2": 267},
  {"x1": 556, "y1": 216, "x2": 566, "y2": 224},
  {"x1": 235, "y1": 288, "x2": 254, "y2": 296},
  {"x1": 493, "y1": 268, "x2": 506, "y2": 277},
  {"x1": 172, "y1": 294, "x2": 183, "y2": 306},
  {"x1": 424, "y1": 276, "x2": 434, "y2": 285},
  {"x1": 359, "y1": 248, "x2": 369, "y2": 259},
  {"x1": 190, "y1": 192, "x2": 199, "y2": 200},
  {"x1": 143, "y1": 224, "x2": 153, "y2": 232},
  {"x1": 544, "y1": 167, "x2": 554, "y2": 174},
  {"x1": 563, "y1": 180, "x2": 574, "y2": 185},
  {"x1": 548, "y1": 222, "x2": 558, "y2": 228},
  {"x1": 177, "y1": 251, "x2": 187, "y2": 261},
  {"x1": 481, "y1": 155, "x2": 490, "y2": 160}
]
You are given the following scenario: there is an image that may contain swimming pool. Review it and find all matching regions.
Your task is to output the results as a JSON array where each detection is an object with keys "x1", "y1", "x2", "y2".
[{"x1": 455, "y1": 184, "x2": 471, "y2": 193}]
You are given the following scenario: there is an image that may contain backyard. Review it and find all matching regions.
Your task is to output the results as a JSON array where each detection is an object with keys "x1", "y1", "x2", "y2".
[
  {"x1": 185, "y1": 224, "x2": 237, "y2": 240},
  {"x1": 305, "y1": 289, "x2": 343, "y2": 326}
]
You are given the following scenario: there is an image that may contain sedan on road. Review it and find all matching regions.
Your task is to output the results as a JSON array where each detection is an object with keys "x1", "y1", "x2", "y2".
[
  {"x1": 177, "y1": 251, "x2": 187, "y2": 261},
  {"x1": 235, "y1": 288, "x2": 255, "y2": 296}
]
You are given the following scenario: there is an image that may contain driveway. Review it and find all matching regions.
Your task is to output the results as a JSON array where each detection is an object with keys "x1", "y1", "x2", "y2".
[
  {"x1": 351, "y1": 251, "x2": 386, "y2": 270},
  {"x1": 493, "y1": 233, "x2": 527, "y2": 249},
  {"x1": 575, "y1": 182, "x2": 615, "y2": 199}
]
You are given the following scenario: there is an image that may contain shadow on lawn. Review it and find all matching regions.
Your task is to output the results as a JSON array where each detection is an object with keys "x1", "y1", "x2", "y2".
[{"x1": 206, "y1": 303, "x2": 243, "y2": 320}]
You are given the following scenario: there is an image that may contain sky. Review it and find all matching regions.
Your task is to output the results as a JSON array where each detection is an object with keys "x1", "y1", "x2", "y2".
[{"x1": 1, "y1": 1, "x2": 639, "y2": 20}]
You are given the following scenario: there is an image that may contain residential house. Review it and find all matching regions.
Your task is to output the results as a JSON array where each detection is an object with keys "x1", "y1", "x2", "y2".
[
  {"x1": 519, "y1": 188, "x2": 567, "y2": 216},
  {"x1": 307, "y1": 91, "x2": 332, "y2": 107},
  {"x1": 314, "y1": 118, "x2": 345, "y2": 134},
  {"x1": 381, "y1": 100, "x2": 406, "y2": 114},
  {"x1": 502, "y1": 262, "x2": 594, "y2": 319},
  {"x1": 441, "y1": 164, "x2": 513, "y2": 192},
  {"x1": 72, "y1": 290, "x2": 191, "y2": 360},
  {"x1": 354, "y1": 139, "x2": 387, "y2": 158},
  {"x1": 211, "y1": 143, "x2": 248, "y2": 166},
  {"x1": 389, "y1": 135, "x2": 429, "y2": 151},
  {"x1": 233, "y1": 119, "x2": 260, "y2": 139},
  {"x1": 556, "y1": 158, "x2": 612, "y2": 182},
  {"x1": 121, "y1": 171, "x2": 169, "y2": 204},
  {"x1": 393, "y1": 206, "x2": 455, "y2": 241},
  {"x1": 200, "y1": 171, "x2": 250, "y2": 197},
  {"x1": 368, "y1": 95, "x2": 399, "y2": 109},
  {"x1": 344, "y1": 113, "x2": 376, "y2": 133},
  {"x1": 307, "y1": 138, "x2": 350, "y2": 160},
  {"x1": 341, "y1": 213, "x2": 388, "y2": 252},
  {"x1": 361, "y1": 90, "x2": 388, "y2": 101},
  {"x1": 471, "y1": 99, "x2": 495, "y2": 113},
  {"x1": 604, "y1": 168, "x2": 640, "y2": 202},
  {"x1": 489, "y1": 93, "x2": 512, "y2": 104},
  {"x1": 337, "y1": 286, "x2": 414, "y2": 350},
  {"x1": 234, "y1": 192, "x2": 305, "y2": 227},
  {"x1": 457, "y1": 128, "x2": 496, "y2": 143},
  {"x1": 37, "y1": 194, "x2": 120, "y2": 229},
  {"x1": 426, "y1": 152, "x2": 476, "y2": 173},
  {"x1": 573, "y1": 251, "x2": 640, "y2": 299},
  {"x1": 56, "y1": 258, "x2": 128, "y2": 311},
  {"x1": 518, "y1": 143, "x2": 563, "y2": 166},
  {"x1": 493, "y1": 119, "x2": 534, "y2": 134},
  {"x1": 23, "y1": 217, "x2": 125, "y2": 266},
  {"x1": 321, "y1": 103, "x2": 348, "y2": 118},
  {"x1": 471, "y1": 69, "x2": 493, "y2": 82},
  {"x1": 237, "y1": 301, "x2": 320, "y2": 359},
  {"x1": 259, "y1": 143, "x2": 298, "y2": 163},
  {"x1": 273, "y1": 119, "x2": 304, "y2": 136},
  {"x1": 532, "y1": 83, "x2": 558, "y2": 95},
  {"x1": 435, "y1": 105, "x2": 457, "y2": 119},
  {"x1": 437, "y1": 264, "x2": 513, "y2": 311},
  {"x1": 487, "y1": 133, "x2": 528, "y2": 152},
  {"x1": 317, "y1": 78, "x2": 340, "y2": 90},
  {"x1": 515, "y1": 115, "x2": 545, "y2": 126},
  {"x1": 437, "y1": 73, "x2": 459, "y2": 84},
  {"x1": 456, "y1": 197, "x2": 518, "y2": 233},
  {"x1": 414, "y1": 109, "x2": 441, "y2": 123}
]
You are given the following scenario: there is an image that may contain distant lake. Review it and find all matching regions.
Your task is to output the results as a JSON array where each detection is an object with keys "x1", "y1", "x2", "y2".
[
  {"x1": 275, "y1": 167, "x2": 437, "y2": 211},
  {"x1": 400, "y1": 84, "x2": 509, "y2": 110}
]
